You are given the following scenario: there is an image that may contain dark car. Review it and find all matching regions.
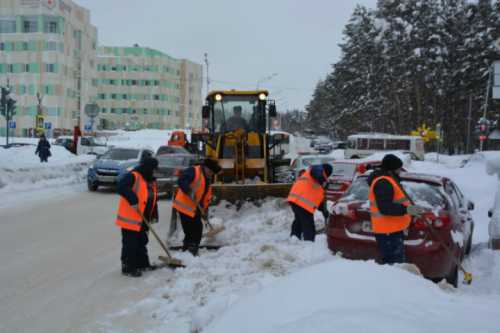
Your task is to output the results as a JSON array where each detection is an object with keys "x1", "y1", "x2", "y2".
[
  {"x1": 156, "y1": 145, "x2": 190, "y2": 156},
  {"x1": 87, "y1": 147, "x2": 154, "y2": 191},
  {"x1": 327, "y1": 172, "x2": 474, "y2": 287},
  {"x1": 53, "y1": 136, "x2": 75, "y2": 153},
  {"x1": 154, "y1": 153, "x2": 198, "y2": 198}
]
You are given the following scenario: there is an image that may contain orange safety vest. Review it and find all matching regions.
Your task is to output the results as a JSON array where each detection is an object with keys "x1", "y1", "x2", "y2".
[
  {"x1": 368, "y1": 175, "x2": 411, "y2": 234},
  {"x1": 173, "y1": 165, "x2": 212, "y2": 218},
  {"x1": 115, "y1": 171, "x2": 158, "y2": 232},
  {"x1": 287, "y1": 169, "x2": 325, "y2": 214}
]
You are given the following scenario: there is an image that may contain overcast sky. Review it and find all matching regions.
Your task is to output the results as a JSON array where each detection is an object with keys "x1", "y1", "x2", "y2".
[{"x1": 78, "y1": 0, "x2": 377, "y2": 112}]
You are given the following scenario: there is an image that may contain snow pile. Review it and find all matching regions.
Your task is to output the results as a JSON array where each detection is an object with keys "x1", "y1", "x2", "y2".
[
  {"x1": 0, "y1": 145, "x2": 94, "y2": 207},
  {"x1": 105, "y1": 129, "x2": 185, "y2": 152},
  {"x1": 205, "y1": 259, "x2": 499, "y2": 333},
  {"x1": 86, "y1": 199, "x2": 333, "y2": 332}
]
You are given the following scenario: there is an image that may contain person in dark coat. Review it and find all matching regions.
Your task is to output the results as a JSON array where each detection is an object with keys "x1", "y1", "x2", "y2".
[
  {"x1": 367, "y1": 154, "x2": 427, "y2": 264},
  {"x1": 287, "y1": 163, "x2": 332, "y2": 242},
  {"x1": 35, "y1": 134, "x2": 51, "y2": 162},
  {"x1": 116, "y1": 155, "x2": 159, "y2": 277}
]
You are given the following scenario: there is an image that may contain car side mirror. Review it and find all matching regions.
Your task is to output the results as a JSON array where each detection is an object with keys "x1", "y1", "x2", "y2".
[
  {"x1": 269, "y1": 104, "x2": 277, "y2": 118},
  {"x1": 202, "y1": 105, "x2": 210, "y2": 119},
  {"x1": 467, "y1": 200, "x2": 474, "y2": 211}
]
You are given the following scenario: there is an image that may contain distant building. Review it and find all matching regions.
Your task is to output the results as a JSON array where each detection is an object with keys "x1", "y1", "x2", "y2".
[
  {"x1": 0, "y1": 0, "x2": 98, "y2": 137},
  {"x1": 0, "y1": 1, "x2": 202, "y2": 136},
  {"x1": 95, "y1": 46, "x2": 202, "y2": 130}
]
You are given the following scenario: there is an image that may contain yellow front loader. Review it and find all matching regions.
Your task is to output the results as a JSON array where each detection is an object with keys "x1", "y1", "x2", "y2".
[{"x1": 199, "y1": 90, "x2": 291, "y2": 203}]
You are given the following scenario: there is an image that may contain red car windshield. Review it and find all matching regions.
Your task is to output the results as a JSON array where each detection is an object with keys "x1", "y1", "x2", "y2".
[{"x1": 339, "y1": 176, "x2": 447, "y2": 211}]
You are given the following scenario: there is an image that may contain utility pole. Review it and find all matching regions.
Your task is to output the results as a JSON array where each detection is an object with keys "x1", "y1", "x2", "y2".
[
  {"x1": 480, "y1": 64, "x2": 493, "y2": 151},
  {"x1": 204, "y1": 53, "x2": 210, "y2": 94},
  {"x1": 466, "y1": 95, "x2": 472, "y2": 153}
]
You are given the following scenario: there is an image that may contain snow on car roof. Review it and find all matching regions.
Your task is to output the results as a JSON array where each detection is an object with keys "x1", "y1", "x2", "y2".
[{"x1": 348, "y1": 133, "x2": 421, "y2": 140}]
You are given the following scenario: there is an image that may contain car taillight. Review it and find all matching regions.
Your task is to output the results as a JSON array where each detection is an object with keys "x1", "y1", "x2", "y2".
[{"x1": 412, "y1": 213, "x2": 450, "y2": 230}]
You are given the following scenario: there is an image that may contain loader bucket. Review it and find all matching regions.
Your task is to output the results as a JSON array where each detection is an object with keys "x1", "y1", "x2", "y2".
[{"x1": 211, "y1": 183, "x2": 292, "y2": 204}]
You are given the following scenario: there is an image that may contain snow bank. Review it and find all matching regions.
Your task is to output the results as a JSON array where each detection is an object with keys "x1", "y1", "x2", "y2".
[
  {"x1": 204, "y1": 259, "x2": 499, "y2": 333},
  {"x1": 0, "y1": 145, "x2": 94, "y2": 207}
]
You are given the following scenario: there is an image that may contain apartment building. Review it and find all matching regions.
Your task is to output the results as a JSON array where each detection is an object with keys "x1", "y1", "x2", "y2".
[
  {"x1": 0, "y1": 0, "x2": 98, "y2": 137},
  {"x1": 96, "y1": 46, "x2": 202, "y2": 130}
]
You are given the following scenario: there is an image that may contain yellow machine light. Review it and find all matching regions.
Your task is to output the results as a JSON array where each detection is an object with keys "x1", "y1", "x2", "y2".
[
  {"x1": 215, "y1": 94, "x2": 222, "y2": 101},
  {"x1": 258, "y1": 93, "x2": 266, "y2": 101}
]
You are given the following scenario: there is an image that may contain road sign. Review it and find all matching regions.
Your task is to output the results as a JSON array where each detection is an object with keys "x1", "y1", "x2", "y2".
[
  {"x1": 84, "y1": 103, "x2": 100, "y2": 118},
  {"x1": 8, "y1": 120, "x2": 15, "y2": 129},
  {"x1": 44, "y1": 122, "x2": 52, "y2": 130}
]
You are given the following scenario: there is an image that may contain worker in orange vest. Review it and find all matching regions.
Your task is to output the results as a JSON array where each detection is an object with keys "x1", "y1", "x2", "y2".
[
  {"x1": 116, "y1": 155, "x2": 159, "y2": 277},
  {"x1": 367, "y1": 154, "x2": 427, "y2": 264},
  {"x1": 287, "y1": 164, "x2": 333, "y2": 241},
  {"x1": 173, "y1": 158, "x2": 222, "y2": 255}
]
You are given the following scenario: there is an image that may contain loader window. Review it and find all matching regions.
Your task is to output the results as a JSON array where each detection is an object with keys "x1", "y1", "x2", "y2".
[{"x1": 213, "y1": 95, "x2": 263, "y2": 133}]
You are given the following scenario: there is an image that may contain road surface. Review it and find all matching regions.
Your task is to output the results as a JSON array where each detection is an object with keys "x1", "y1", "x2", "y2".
[{"x1": 0, "y1": 189, "x2": 174, "y2": 333}]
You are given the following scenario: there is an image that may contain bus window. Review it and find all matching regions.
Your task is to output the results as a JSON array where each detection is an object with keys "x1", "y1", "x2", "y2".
[
  {"x1": 358, "y1": 138, "x2": 369, "y2": 149},
  {"x1": 369, "y1": 139, "x2": 384, "y2": 150},
  {"x1": 347, "y1": 139, "x2": 356, "y2": 149},
  {"x1": 386, "y1": 139, "x2": 410, "y2": 150}
]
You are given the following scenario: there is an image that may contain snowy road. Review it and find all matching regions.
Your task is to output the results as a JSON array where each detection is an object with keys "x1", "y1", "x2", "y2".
[{"x1": 0, "y1": 190, "x2": 173, "y2": 333}]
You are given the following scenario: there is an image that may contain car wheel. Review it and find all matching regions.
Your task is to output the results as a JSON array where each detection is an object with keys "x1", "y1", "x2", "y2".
[
  {"x1": 445, "y1": 264, "x2": 458, "y2": 288},
  {"x1": 87, "y1": 180, "x2": 98, "y2": 192}
]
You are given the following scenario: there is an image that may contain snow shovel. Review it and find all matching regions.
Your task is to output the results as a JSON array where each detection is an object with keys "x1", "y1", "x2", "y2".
[
  {"x1": 137, "y1": 210, "x2": 185, "y2": 268},
  {"x1": 400, "y1": 187, "x2": 473, "y2": 285},
  {"x1": 197, "y1": 204, "x2": 225, "y2": 238}
]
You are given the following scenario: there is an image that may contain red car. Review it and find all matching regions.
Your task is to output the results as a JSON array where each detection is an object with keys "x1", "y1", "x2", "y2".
[
  {"x1": 327, "y1": 172, "x2": 474, "y2": 287},
  {"x1": 326, "y1": 160, "x2": 381, "y2": 202}
]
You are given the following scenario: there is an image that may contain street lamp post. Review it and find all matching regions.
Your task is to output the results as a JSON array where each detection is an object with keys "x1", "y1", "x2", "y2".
[{"x1": 256, "y1": 73, "x2": 278, "y2": 89}]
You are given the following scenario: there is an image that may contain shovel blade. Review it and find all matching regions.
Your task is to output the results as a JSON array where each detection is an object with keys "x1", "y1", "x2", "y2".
[
  {"x1": 204, "y1": 225, "x2": 225, "y2": 238},
  {"x1": 158, "y1": 255, "x2": 185, "y2": 268}
]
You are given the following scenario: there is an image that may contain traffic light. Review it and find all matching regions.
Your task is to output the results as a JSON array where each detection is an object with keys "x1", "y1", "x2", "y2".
[
  {"x1": 7, "y1": 97, "x2": 16, "y2": 116},
  {"x1": 0, "y1": 87, "x2": 7, "y2": 117}
]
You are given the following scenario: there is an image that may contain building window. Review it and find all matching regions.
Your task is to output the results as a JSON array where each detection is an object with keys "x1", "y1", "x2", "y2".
[
  {"x1": 153, "y1": 95, "x2": 160, "y2": 100},
  {"x1": 43, "y1": 16, "x2": 59, "y2": 33},
  {"x1": 22, "y1": 16, "x2": 39, "y2": 33},
  {"x1": 111, "y1": 94, "x2": 117, "y2": 100},
  {"x1": 45, "y1": 63, "x2": 56, "y2": 73},
  {"x1": 46, "y1": 41, "x2": 57, "y2": 51},
  {"x1": 0, "y1": 17, "x2": 16, "y2": 33},
  {"x1": 0, "y1": 42, "x2": 4, "y2": 51}
]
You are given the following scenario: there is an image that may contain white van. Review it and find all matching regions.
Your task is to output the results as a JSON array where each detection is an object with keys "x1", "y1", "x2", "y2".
[
  {"x1": 344, "y1": 133, "x2": 425, "y2": 160},
  {"x1": 55, "y1": 136, "x2": 109, "y2": 155}
]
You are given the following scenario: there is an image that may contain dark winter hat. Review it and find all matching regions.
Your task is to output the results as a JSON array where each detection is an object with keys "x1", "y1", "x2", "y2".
[
  {"x1": 381, "y1": 154, "x2": 403, "y2": 171},
  {"x1": 140, "y1": 155, "x2": 159, "y2": 170},
  {"x1": 322, "y1": 163, "x2": 333, "y2": 178},
  {"x1": 203, "y1": 158, "x2": 222, "y2": 174}
]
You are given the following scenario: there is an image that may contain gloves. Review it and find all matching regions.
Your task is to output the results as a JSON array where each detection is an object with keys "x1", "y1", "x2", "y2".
[{"x1": 407, "y1": 205, "x2": 428, "y2": 217}]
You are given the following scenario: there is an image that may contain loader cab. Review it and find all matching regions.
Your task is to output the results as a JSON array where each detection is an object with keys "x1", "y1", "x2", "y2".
[
  {"x1": 203, "y1": 90, "x2": 269, "y2": 134},
  {"x1": 201, "y1": 90, "x2": 278, "y2": 183}
]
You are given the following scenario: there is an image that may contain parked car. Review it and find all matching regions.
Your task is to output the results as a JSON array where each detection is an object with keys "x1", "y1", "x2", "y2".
[
  {"x1": 327, "y1": 172, "x2": 474, "y2": 287},
  {"x1": 55, "y1": 135, "x2": 108, "y2": 155},
  {"x1": 154, "y1": 153, "x2": 199, "y2": 198},
  {"x1": 288, "y1": 154, "x2": 336, "y2": 181},
  {"x1": 53, "y1": 136, "x2": 75, "y2": 153},
  {"x1": 156, "y1": 145, "x2": 190, "y2": 156},
  {"x1": 87, "y1": 147, "x2": 154, "y2": 191},
  {"x1": 326, "y1": 160, "x2": 381, "y2": 202},
  {"x1": 316, "y1": 140, "x2": 334, "y2": 154}
]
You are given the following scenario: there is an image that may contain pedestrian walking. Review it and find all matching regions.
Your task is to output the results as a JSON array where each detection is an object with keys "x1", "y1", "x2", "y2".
[{"x1": 35, "y1": 134, "x2": 51, "y2": 162}]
